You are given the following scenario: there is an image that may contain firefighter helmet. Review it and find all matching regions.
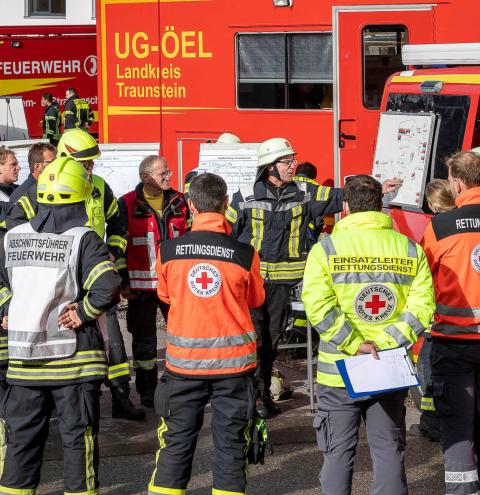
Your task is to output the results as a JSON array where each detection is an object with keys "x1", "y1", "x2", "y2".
[
  {"x1": 256, "y1": 137, "x2": 297, "y2": 179},
  {"x1": 57, "y1": 129, "x2": 101, "y2": 161},
  {"x1": 217, "y1": 132, "x2": 241, "y2": 144},
  {"x1": 270, "y1": 368, "x2": 293, "y2": 401},
  {"x1": 37, "y1": 156, "x2": 92, "y2": 205}
]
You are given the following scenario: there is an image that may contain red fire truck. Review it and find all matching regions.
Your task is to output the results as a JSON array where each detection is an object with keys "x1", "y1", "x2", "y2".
[
  {"x1": 96, "y1": 0, "x2": 479, "y2": 193},
  {"x1": 0, "y1": 25, "x2": 98, "y2": 138}
]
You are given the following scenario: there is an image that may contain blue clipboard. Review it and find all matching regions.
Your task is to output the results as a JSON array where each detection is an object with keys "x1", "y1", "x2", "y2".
[{"x1": 335, "y1": 350, "x2": 420, "y2": 399}]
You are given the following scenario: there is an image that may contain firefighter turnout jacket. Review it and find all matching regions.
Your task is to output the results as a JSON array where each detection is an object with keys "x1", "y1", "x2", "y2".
[
  {"x1": 6, "y1": 175, "x2": 127, "y2": 259},
  {"x1": 42, "y1": 101, "x2": 61, "y2": 142},
  {"x1": 64, "y1": 96, "x2": 94, "y2": 130},
  {"x1": 226, "y1": 178, "x2": 343, "y2": 283},
  {"x1": 421, "y1": 186, "x2": 480, "y2": 340},
  {"x1": 119, "y1": 183, "x2": 188, "y2": 291},
  {"x1": 156, "y1": 212, "x2": 265, "y2": 378},
  {"x1": 0, "y1": 224, "x2": 120, "y2": 385},
  {"x1": 302, "y1": 211, "x2": 435, "y2": 387}
]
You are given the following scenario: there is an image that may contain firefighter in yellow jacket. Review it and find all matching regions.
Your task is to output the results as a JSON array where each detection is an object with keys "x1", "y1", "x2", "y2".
[{"x1": 302, "y1": 175, "x2": 435, "y2": 495}]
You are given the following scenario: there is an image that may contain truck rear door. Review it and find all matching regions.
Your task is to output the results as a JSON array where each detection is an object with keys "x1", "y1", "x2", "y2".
[{"x1": 333, "y1": 5, "x2": 435, "y2": 186}]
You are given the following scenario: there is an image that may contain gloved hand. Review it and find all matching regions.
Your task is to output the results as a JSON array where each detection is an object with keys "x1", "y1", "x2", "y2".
[{"x1": 247, "y1": 417, "x2": 273, "y2": 465}]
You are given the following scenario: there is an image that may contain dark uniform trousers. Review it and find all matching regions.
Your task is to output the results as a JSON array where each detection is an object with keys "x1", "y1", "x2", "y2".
[
  {"x1": 250, "y1": 283, "x2": 290, "y2": 397},
  {"x1": 149, "y1": 372, "x2": 255, "y2": 494},
  {"x1": 0, "y1": 382, "x2": 101, "y2": 492},
  {"x1": 315, "y1": 384, "x2": 408, "y2": 495},
  {"x1": 431, "y1": 340, "x2": 480, "y2": 495},
  {"x1": 106, "y1": 305, "x2": 130, "y2": 388},
  {"x1": 127, "y1": 292, "x2": 169, "y2": 391}
]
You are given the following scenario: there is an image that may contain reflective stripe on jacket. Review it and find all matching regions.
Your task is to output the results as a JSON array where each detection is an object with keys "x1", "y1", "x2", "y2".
[
  {"x1": 302, "y1": 211, "x2": 435, "y2": 387},
  {"x1": 122, "y1": 183, "x2": 188, "y2": 291},
  {"x1": 227, "y1": 179, "x2": 343, "y2": 284},
  {"x1": 157, "y1": 213, "x2": 265, "y2": 378},
  {"x1": 421, "y1": 187, "x2": 480, "y2": 340}
]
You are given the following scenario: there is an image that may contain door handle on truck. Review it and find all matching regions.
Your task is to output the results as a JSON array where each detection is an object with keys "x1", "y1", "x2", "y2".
[{"x1": 338, "y1": 119, "x2": 357, "y2": 148}]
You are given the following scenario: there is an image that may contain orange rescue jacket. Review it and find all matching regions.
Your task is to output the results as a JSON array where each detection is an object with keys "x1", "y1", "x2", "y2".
[
  {"x1": 421, "y1": 187, "x2": 480, "y2": 340},
  {"x1": 156, "y1": 212, "x2": 265, "y2": 378}
]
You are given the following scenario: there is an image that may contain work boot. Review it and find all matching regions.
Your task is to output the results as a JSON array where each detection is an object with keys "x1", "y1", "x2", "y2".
[
  {"x1": 256, "y1": 395, "x2": 281, "y2": 419},
  {"x1": 111, "y1": 385, "x2": 146, "y2": 421},
  {"x1": 135, "y1": 368, "x2": 158, "y2": 408}
]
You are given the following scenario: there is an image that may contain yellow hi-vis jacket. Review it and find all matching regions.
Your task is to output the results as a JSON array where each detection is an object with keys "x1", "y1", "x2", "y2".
[{"x1": 302, "y1": 211, "x2": 435, "y2": 387}]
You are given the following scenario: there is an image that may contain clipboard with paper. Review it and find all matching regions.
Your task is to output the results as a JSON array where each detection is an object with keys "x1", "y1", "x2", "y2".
[{"x1": 335, "y1": 347, "x2": 419, "y2": 399}]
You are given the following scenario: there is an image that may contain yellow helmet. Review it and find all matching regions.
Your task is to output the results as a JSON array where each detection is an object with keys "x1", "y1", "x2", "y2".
[
  {"x1": 57, "y1": 129, "x2": 101, "y2": 161},
  {"x1": 37, "y1": 157, "x2": 92, "y2": 205}
]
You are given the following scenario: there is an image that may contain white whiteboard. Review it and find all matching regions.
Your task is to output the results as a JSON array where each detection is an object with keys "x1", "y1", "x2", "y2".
[
  {"x1": 10, "y1": 141, "x2": 160, "y2": 200},
  {"x1": 94, "y1": 143, "x2": 160, "y2": 198},
  {"x1": 0, "y1": 97, "x2": 29, "y2": 141},
  {"x1": 197, "y1": 143, "x2": 259, "y2": 199},
  {"x1": 372, "y1": 112, "x2": 436, "y2": 210}
]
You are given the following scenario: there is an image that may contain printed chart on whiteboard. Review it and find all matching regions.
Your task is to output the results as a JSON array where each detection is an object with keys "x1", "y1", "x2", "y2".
[
  {"x1": 372, "y1": 112, "x2": 436, "y2": 210},
  {"x1": 197, "y1": 143, "x2": 259, "y2": 198}
]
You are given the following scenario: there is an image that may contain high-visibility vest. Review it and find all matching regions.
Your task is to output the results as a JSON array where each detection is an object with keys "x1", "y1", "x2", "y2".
[
  {"x1": 122, "y1": 187, "x2": 188, "y2": 291},
  {"x1": 302, "y1": 211, "x2": 435, "y2": 387},
  {"x1": 85, "y1": 174, "x2": 106, "y2": 239},
  {"x1": 4, "y1": 223, "x2": 89, "y2": 360}
]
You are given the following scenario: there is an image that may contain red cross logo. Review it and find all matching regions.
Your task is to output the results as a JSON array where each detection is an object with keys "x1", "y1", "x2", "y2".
[
  {"x1": 365, "y1": 295, "x2": 386, "y2": 315},
  {"x1": 196, "y1": 272, "x2": 213, "y2": 289}
]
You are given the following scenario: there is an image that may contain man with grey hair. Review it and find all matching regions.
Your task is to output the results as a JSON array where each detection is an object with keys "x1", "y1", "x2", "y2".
[{"x1": 118, "y1": 155, "x2": 189, "y2": 406}]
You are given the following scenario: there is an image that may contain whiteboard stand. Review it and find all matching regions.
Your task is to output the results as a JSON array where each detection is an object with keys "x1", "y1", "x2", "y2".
[{"x1": 372, "y1": 112, "x2": 437, "y2": 212}]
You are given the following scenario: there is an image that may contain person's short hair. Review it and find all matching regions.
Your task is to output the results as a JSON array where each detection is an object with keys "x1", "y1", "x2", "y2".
[
  {"x1": 447, "y1": 151, "x2": 480, "y2": 188},
  {"x1": 139, "y1": 155, "x2": 165, "y2": 179},
  {"x1": 296, "y1": 162, "x2": 317, "y2": 180},
  {"x1": 425, "y1": 179, "x2": 455, "y2": 214},
  {"x1": 67, "y1": 87, "x2": 78, "y2": 97},
  {"x1": 0, "y1": 146, "x2": 15, "y2": 167},
  {"x1": 344, "y1": 174, "x2": 383, "y2": 213},
  {"x1": 28, "y1": 142, "x2": 56, "y2": 173},
  {"x1": 42, "y1": 92, "x2": 53, "y2": 103},
  {"x1": 189, "y1": 173, "x2": 227, "y2": 213}
]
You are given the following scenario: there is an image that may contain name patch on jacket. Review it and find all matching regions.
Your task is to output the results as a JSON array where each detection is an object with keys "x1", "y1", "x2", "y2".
[
  {"x1": 329, "y1": 256, "x2": 417, "y2": 275},
  {"x1": 5, "y1": 233, "x2": 73, "y2": 268},
  {"x1": 175, "y1": 243, "x2": 235, "y2": 259}
]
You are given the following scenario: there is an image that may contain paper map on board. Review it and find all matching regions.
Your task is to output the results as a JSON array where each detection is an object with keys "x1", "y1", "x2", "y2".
[
  {"x1": 197, "y1": 143, "x2": 259, "y2": 198},
  {"x1": 372, "y1": 112, "x2": 436, "y2": 210}
]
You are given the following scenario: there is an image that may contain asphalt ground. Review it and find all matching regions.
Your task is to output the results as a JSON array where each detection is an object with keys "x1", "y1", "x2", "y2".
[{"x1": 29, "y1": 316, "x2": 446, "y2": 494}]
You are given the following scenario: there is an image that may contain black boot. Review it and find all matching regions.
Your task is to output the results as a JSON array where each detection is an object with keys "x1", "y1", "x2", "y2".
[
  {"x1": 111, "y1": 385, "x2": 146, "y2": 421},
  {"x1": 135, "y1": 368, "x2": 158, "y2": 408},
  {"x1": 256, "y1": 395, "x2": 281, "y2": 419}
]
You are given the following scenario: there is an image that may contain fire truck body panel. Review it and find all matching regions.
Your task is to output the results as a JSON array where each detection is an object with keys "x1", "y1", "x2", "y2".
[
  {"x1": 0, "y1": 25, "x2": 98, "y2": 138},
  {"x1": 97, "y1": 0, "x2": 480, "y2": 195}
]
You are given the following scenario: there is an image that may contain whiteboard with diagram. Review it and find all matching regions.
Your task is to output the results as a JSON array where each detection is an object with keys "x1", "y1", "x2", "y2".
[
  {"x1": 372, "y1": 112, "x2": 437, "y2": 210},
  {"x1": 197, "y1": 143, "x2": 259, "y2": 199}
]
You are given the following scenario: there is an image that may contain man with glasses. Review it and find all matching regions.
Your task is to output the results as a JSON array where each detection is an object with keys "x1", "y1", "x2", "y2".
[
  {"x1": 118, "y1": 155, "x2": 188, "y2": 407},
  {"x1": 226, "y1": 137, "x2": 402, "y2": 418},
  {"x1": 6, "y1": 142, "x2": 55, "y2": 230}
]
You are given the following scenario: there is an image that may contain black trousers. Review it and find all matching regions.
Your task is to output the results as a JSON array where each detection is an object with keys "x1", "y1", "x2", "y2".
[
  {"x1": 148, "y1": 372, "x2": 255, "y2": 494},
  {"x1": 250, "y1": 283, "x2": 290, "y2": 396},
  {"x1": 0, "y1": 381, "x2": 101, "y2": 492},
  {"x1": 431, "y1": 340, "x2": 480, "y2": 495},
  {"x1": 106, "y1": 305, "x2": 130, "y2": 388},
  {"x1": 126, "y1": 291, "x2": 169, "y2": 374}
]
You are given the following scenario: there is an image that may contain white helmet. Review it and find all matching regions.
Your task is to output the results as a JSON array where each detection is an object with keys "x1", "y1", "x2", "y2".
[
  {"x1": 217, "y1": 132, "x2": 241, "y2": 144},
  {"x1": 257, "y1": 137, "x2": 297, "y2": 178}
]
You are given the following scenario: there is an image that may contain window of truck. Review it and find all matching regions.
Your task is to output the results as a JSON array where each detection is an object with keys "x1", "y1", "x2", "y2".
[
  {"x1": 386, "y1": 94, "x2": 470, "y2": 182},
  {"x1": 236, "y1": 33, "x2": 333, "y2": 110},
  {"x1": 363, "y1": 26, "x2": 408, "y2": 109},
  {"x1": 28, "y1": 0, "x2": 65, "y2": 16}
]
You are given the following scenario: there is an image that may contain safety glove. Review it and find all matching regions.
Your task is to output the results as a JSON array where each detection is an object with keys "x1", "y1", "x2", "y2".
[{"x1": 248, "y1": 417, "x2": 273, "y2": 465}]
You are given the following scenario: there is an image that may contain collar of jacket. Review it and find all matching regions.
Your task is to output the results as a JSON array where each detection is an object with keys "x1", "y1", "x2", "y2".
[
  {"x1": 0, "y1": 182, "x2": 17, "y2": 196},
  {"x1": 254, "y1": 179, "x2": 302, "y2": 201},
  {"x1": 333, "y1": 210, "x2": 392, "y2": 233},
  {"x1": 191, "y1": 212, "x2": 232, "y2": 235},
  {"x1": 455, "y1": 186, "x2": 480, "y2": 208},
  {"x1": 133, "y1": 182, "x2": 172, "y2": 215}
]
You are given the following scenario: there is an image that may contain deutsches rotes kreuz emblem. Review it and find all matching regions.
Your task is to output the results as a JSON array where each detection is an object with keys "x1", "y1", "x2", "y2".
[
  {"x1": 354, "y1": 284, "x2": 397, "y2": 322},
  {"x1": 188, "y1": 263, "x2": 222, "y2": 298},
  {"x1": 471, "y1": 244, "x2": 480, "y2": 273}
]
